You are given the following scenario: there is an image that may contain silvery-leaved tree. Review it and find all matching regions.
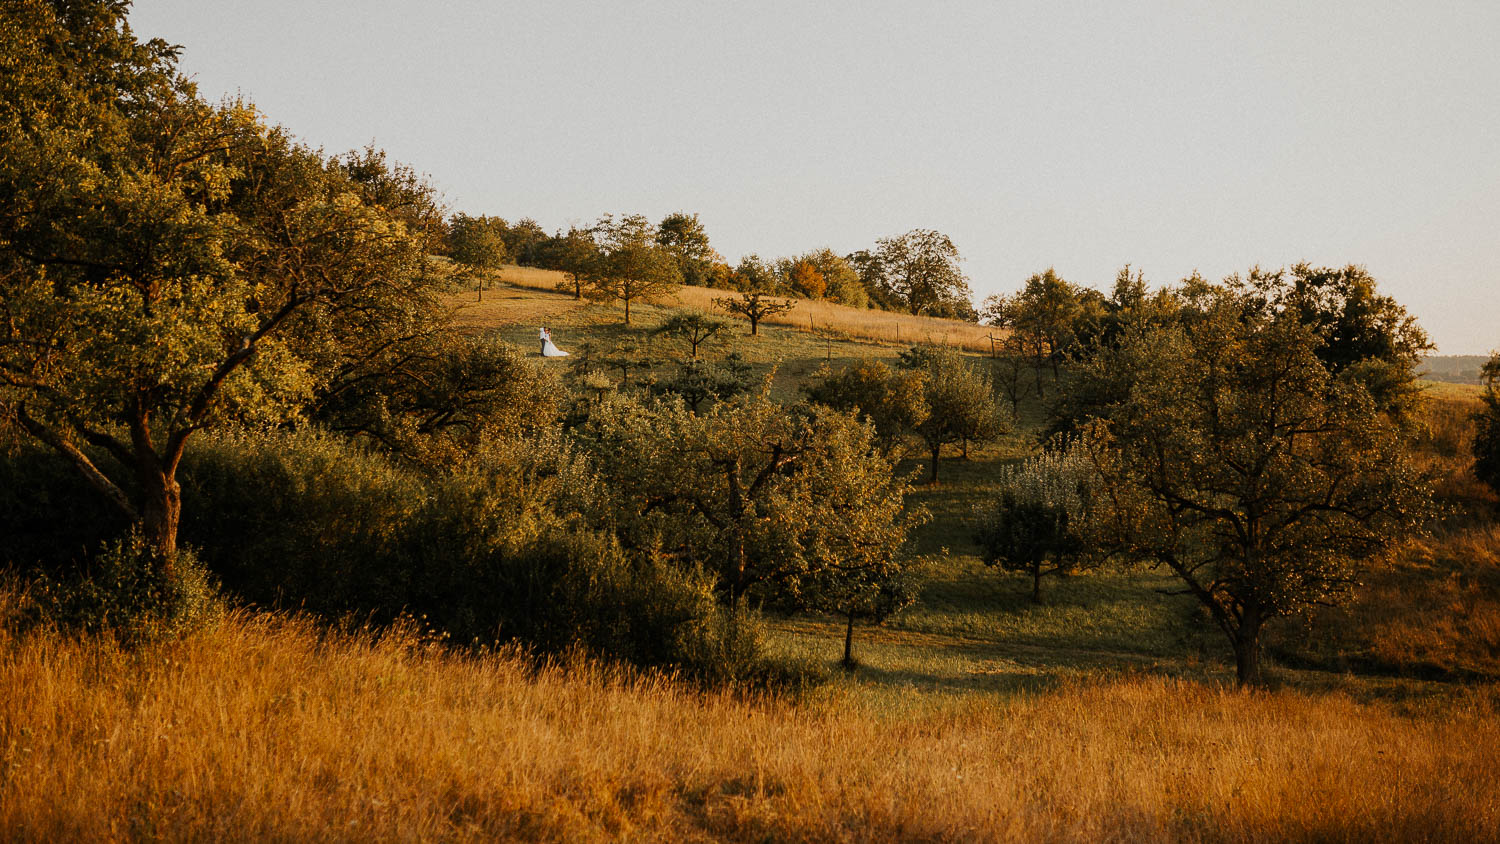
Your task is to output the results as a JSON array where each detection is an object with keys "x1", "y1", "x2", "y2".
[{"x1": 0, "y1": 0, "x2": 441, "y2": 558}]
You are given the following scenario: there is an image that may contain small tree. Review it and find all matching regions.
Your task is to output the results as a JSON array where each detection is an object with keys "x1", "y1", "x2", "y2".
[
  {"x1": 803, "y1": 358, "x2": 928, "y2": 456},
  {"x1": 447, "y1": 213, "x2": 509, "y2": 300},
  {"x1": 654, "y1": 311, "x2": 732, "y2": 359},
  {"x1": 714, "y1": 291, "x2": 796, "y2": 336},
  {"x1": 898, "y1": 347, "x2": 1006, "y2": 482},
  {"x1": 581, "y1": 395, "x2": 916, "y2": 610},
  {"x1": 974, "y1": 445, "x2": 1096, "y2": 603},
  {"x1": 651, "y1": 355, "x2": 752, "y2": 413}
]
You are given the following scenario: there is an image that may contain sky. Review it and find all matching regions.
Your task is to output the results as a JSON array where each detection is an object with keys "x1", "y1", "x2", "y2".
[{"x1": 130, "y1": 1, "x2": 1500, "y2": 354}]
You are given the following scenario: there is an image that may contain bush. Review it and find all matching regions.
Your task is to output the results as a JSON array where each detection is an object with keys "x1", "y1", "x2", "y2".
[
  {"x1": 29, "y1": 532, "x2": 219, "y2": 646},
  {"x1": 179, "y1": 427, "x2": 740, "y2": 673}
]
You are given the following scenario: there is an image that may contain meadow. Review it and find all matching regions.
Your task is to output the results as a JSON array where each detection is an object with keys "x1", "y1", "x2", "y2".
[{"x1": 4, "y1": 267, "x2": 1497, "y2": 841}]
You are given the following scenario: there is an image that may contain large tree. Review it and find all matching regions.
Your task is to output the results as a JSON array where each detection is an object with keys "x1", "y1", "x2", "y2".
[
  {"x1": 871, "y1": 229, "x2": 974, "y2": 319},
  {"x1": 587, "y1": 214, "x2": 682, "y2": 324},
  {"x1": 655, "y1": 212, "x2": 719, "y2": 288},
  {"x1": 1078, "y1": 285, "x2": 1430, "y2": 686},
  {"x1": 0, "y1": 0, "x2": 443, "y2": 557}
]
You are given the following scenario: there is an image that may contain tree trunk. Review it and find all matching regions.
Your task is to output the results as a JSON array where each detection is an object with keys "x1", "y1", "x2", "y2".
[
  {"x1": 1031, "y1": 568, "x2": 1042, "y2": 604},
  {"x1": 929, "y1": 442, "x2": 942, "y2": 483},
  {"x1": 842, "y1": 611, "x2": 856, "y2": 669},
  {"x1": 624, "y1": 296, "x2": 631, "y2": 324},
  {"x1": 139, "y1": 466, "x2": 181, "y2": 559},
  {"x1": 1231, "y1": 606, "x2": 1266, "y2": 687},
  {"x1": 750, "y1": 315, "x2": 759, "y2": 335}
]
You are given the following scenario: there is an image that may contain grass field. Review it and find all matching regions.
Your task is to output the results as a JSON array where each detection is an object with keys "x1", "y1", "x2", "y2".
[
  {"x1": 465, "y1": 264, "x2": 1000, "y2": 353},
  {"x1": 3, "y1": 603, "x2": 1497, "y2": 842}
]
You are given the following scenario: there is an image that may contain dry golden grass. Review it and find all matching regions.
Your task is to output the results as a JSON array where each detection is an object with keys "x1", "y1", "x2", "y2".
[
  {"x1": 3, "y1": 602, "x2": 1498, "y2": 842},
  {"x1": 486, "y1": 265, "x2": 1000, "y2": 352}
]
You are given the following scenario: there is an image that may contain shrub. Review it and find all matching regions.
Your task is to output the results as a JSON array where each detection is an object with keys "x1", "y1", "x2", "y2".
[{"x1": 28, "y1": 532, "x2": 219, "y2": 646}]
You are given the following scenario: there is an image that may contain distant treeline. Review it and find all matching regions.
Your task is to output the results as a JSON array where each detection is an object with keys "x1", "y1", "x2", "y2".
[
  {"x1": 1421, "y1": 355, "x2": 1491, "y2": 384},
  {"x1": 443, "y1": 212, "x2": 979, "y2": 320}
]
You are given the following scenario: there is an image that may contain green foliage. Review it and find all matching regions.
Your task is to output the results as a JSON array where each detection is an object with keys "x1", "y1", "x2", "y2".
[
  {"x1": 1474, "y1": 352, "x2": 1500, "y2": 495},
  {"x1": 655, "y1": 212, "x2": 720, "y2": 288},
  {"x1": 587, "y1": 214, "x2": 683, "y2": 323},
  {"x1": 446, "y1": 213, "x2": 509, "y2": 296},
  {"x1": 868, "y1": 229, "x2": 975, "y2": 319},
  {"x1": 308, "y1": 333, "x2": 561, "y2": 468},
  {"x1": 29, "y1": 531, "x2": 219, "y2": 646},
  {"x1": 0, "y1": 1, "x2": 446, "y2": 556},
  {"x1": 897, "y1": 346, "x2": 1007, "y2": 481},
  {"x1": 176, "y1": 427, "x2": 730, "y2": 671},
  {"x1": 803, "y1": 358, "x2": 928, "y2": 455},
  {"x1": 651, "y1": 355, "x2": 753, "y2": 413},
  {"x1": 1079, "y1": 284, "x2": 1432, "y2": 685},
  {"x1": 653, "y1": 310, "x2": 732, "y2": 359},
  {"x1": 579, "y1": 394, "x2": 919, "y2": 610}
]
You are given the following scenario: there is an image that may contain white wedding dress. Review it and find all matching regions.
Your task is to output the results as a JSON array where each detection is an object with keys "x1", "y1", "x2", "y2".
[{"x1": 540, "y1": 330, "x2": 569, "y2": 357}]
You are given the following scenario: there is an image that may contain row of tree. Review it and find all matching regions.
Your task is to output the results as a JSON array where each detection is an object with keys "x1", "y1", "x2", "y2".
[{"x1": 445, "y1": 210, "x2": 977, "y2": 320}]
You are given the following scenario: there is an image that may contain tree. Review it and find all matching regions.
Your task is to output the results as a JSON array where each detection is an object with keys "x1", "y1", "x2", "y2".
[
  {"x1": 974, "y1": 445, "x2": 1096, "y2": 603},
  {"x1": 983, "y1": 269, "x2": 1084, "y2": 394},
  {"x1": 532, "y1": 225, "x2": 601, "y2": 300},
  {"x1": 897, "y1": 347, "x2": 1006, "y2": 482},
  {"x1": 1232, "y1": 264, "x2": 1432, "y2": 421},
  {"x1": 0, "y1": 1, "x2": 441, "y2": 558},
  {"x1": 655, "y1": 212, "x2": 720, "y2": 288},
  {"x1": 587, "y1": 214, "x2": 682, "y2": 324},
  {"x1": 714, "y1": 292, "x2": 797, "y2": 336},
  {"x1": 653, "y1": 311, "x2": 732, "y2": 359},
  {"x1": 785, "y1": 259, "x2": 826, "y2": 299},
  {"x1": 1078, "y1": 285, "x2": 1430, "y2": 686},
  {"x1": 1474, "y1": 352, "x2": 1500, "y2": 494},
  {"x1": 581, "y1": 395, "x2": 917, "y2": 609},
  {"x1": 803, "y1": 359, "x2": 928, "y2": 456},
  {"x1": 446, "y1": 213, "x2": 508, "y2": 300},
  {"x1": 651, "y1": 355, "x2": 752, "y2": 413},
  {"x1": 871, "y1": 229, "x2": 975, "y2": 319}
]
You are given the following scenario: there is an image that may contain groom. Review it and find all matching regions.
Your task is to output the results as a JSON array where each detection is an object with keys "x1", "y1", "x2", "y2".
[{"x1": 539, "y1": 326, "x2": 548, "y2": 356}]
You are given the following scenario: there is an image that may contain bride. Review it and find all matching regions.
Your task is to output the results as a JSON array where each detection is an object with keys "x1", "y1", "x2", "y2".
[{"x1": 539, "y1": 326, "x2": 569, "y2": 357}]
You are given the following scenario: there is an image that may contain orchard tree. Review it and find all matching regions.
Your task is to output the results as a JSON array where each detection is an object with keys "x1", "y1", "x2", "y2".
[
  {"x1": 898, "y1": 347, "x2": 1006, "y2": 482},
  {"x1": 872, "y1": 229, "x2": 974, "y2": 319},
  {"x1": 714, "y1": 257, "x2": 794, "y2": 335},
  {"x1": 581, "y1": 395, "x2": 918, "y2": 608},
  {"x1": 975, "y1": 445, "x2": 1097, "y2": 603},
  {"x1": 653, "y1": 311, "x2": 732, "y2": 359},
  {"x1": 533, "y1": 225, "x2": 601, "y2": 300},
  {"x1": 587, "y1": 214, "x2": 682, "y2": 324},
  {"x1": 0, "y1": 0, "x2": 441, "y2": 558},
  {"x1": 1079, "y1": 285, "x2": 1430, "y2": 686},
  {"x1": 803, "y1": 358, "x2": 928, "y2": 456},
  {"x1": 651, "y1": 355, "x2": 752, "y2": 413}
]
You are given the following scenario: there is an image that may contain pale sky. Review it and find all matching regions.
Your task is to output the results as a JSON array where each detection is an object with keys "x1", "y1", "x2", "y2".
[{"x1": 130, "y1": 1, "x2": 1499, "y2": 354}]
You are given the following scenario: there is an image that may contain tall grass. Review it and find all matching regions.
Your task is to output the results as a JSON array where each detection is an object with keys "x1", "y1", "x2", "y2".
[
  {"x1": 2, "y1": 600, "x2": 1496, "y2": 841},
  {"x1": 491, "y1": 265, "x2": 1000, "y2": 353}
]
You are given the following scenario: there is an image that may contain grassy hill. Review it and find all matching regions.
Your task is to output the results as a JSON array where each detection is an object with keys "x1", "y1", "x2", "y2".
[{"x1": 444, "y1": 266, "x2": 1500, "y2": 696}]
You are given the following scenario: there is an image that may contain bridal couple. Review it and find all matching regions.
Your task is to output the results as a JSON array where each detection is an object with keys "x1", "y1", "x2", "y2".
[{"x1": 538, "y1": 327, "x2": 569, "y2": 357}]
